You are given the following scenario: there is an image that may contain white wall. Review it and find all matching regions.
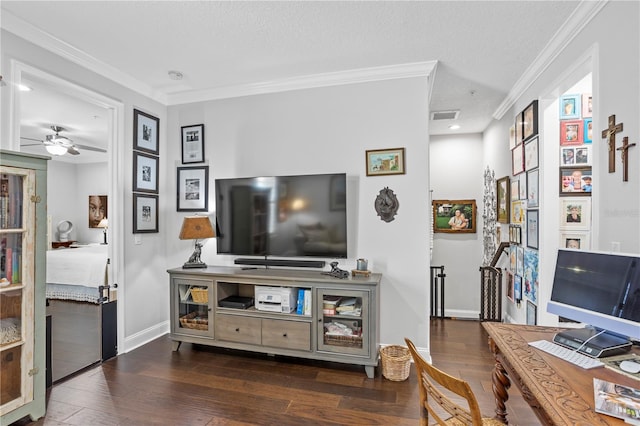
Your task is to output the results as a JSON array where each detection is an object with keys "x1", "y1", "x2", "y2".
[
  {"x1": 430, "y1": 133, "x2": 484, "y2": 318},
  {"x1": 167, "y1": 78, "x2": 432, "y2": 348}
]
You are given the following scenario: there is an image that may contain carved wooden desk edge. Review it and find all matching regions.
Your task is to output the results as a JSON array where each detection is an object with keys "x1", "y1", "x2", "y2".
[{"x1": 482, "y1": 322, "x2": 614, "y2": 426}]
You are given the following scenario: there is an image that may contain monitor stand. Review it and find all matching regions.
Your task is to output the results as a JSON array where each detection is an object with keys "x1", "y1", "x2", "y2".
[{"x1": 553, "y1": 327, "x2": 632, "y2": 358}]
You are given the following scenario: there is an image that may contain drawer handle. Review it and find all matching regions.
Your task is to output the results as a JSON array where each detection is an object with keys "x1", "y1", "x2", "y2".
[
  {"x1": 282, "y1": 333, "x2": 288, "y2": 338},
  {"x1": 235, "y1": 328, "x2": 240, "y2": 332}
]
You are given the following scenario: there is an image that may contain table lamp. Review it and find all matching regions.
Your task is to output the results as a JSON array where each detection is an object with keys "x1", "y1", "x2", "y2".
[
  {"x1": 179, "y1": 215, "x2": 215, "y2": 269},
  {"x1": 97, "y1": 218, "x2": 108, "y2": 245}
]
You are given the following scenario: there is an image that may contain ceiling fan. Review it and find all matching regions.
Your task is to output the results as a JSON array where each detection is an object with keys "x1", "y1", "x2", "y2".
[{"x1": 20, "y1": 125, "x2": 107, "y2": 156}]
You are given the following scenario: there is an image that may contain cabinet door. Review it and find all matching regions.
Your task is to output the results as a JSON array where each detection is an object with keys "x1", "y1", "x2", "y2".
[
  {"x1": 316, "y1": 289, "x2": 369, "y2": 356},
  {"x1": 0, "y1": 167, "x2": 35, "y2": 415},
  {"x1": 172, "y1": 278, "x2": 214, "y2": 338}
]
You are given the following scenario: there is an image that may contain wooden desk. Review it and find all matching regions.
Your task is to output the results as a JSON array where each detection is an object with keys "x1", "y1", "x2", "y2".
[{"x1": 482, "y1": 322, "x2": 639, "y2": 425}]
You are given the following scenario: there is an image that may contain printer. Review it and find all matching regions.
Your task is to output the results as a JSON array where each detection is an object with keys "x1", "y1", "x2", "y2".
[{"x1": 255, "y1": 286, "x2": 297, "y2": 313}]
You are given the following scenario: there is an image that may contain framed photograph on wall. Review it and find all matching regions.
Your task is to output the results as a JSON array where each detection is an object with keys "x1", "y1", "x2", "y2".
[
  {"x1": 181, "y1": 124, "x2": 205, "y2": 164},
  {"x1": 88, "y1": 195, "x2": 107, "y2": 228},
  {"x1": 575, "y1": 146, "x2": 591, "y2": 165},
  {"x1": 133, "y1": 151, "x2": 159, "y2": 193},
  {"x1": 511, "y1": 200, "x2": 525, "y2": 224},
  {"x1": 133, "y1": 193, "x2": 158, "y2": 233},
  {"x1": 559, "y1": 197, "x2": 591, "y2": 229},
  {"x1": 583, "y1": 118, "x2": 593, "y2": 143},
  {"x1": 516, "y1": 246, "x2": 524, "y2": 277},
  {"x1": 515, "y1": 114, "x2": 523, "y2": 145},
  {"x1": 506, "y1": 271, "x2": 515, "y2": 302},
  {"x1": 511, "y1": 144, "x2": 524, "y2": 175},
  {"x1": 511, "y1": 178, "x2": 520, "y2": 200},
  {"x1": 509, "y1": 125, "x2": 516, "y2": 150},
  {"x1": 561, "y1": 147, "x2": 576, "y2": 165},
  {"x1": 560, "y1": 166, "x2": 592, "y2": 196},
  {"x1": 560, "y1": 120, "x2": 584, "y2": 145},
  {"x1": 526, "y1": 300, "x2": 537, "y2": 325},
  {"x1": 527, "y1": 168, "x2": 539, "y2": 208},
  {"x1": 559, "y1": 94, "x2": 581, "y2": 120},
  {"x1": 522, "y1": 100, "x2": 538, "y2": 141},
  {"x1": 514, "y1": 274, "x2": 522, "y2": 301},
  {"x1": 133, "y1": 109, "x2": 159, "y2": 155},
  {"x1": 519, "y1": 173, "x2": 527, "y2": 200},
  {"x1": 365, "y1": 147, "x2": 405, "y2": 176},
  {"x1": 496, "y1": 176, "x2": 510, "y2": 224},
  {"x1": 177, "y1": 166, "x2": 209, "y2": 212},
  {"x1": 582, "y1": 93, "x2": 592, "y2": 118},
  {"x1": 524, "y1": 136, "x2": 539, "y2": 170},
  {"x1": 510, "y1": 244, "x2": 517, "y2": 271},
  {"x1": 432, "y1": 199, "x2": 477, "y2": 233},
  {"x1": 509, "y1": 225, "x2": 521, "y2": 244},
  {"x1": 560, "y1": 230, "x2": 591, "y2": 250},
  {"x1": 526, "y1": 209, "x2": 539, "y2": 249}
]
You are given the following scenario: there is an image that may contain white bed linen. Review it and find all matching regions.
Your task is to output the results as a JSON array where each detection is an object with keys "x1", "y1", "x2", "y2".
[{"x1": 46, "y1": 244, "x2": 108, "y2": 288}]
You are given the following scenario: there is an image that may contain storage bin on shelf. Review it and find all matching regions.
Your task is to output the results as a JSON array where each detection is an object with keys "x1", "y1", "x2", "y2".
[
  {"x1": 190, "y1": 287, "x2": 208, "y2": 304},
  {"x1": 179, "y1": 311, "x2": 208, "y2": 330},
  {"x1": 380, "y1": 345, "x2": 411, "y2": 381}
]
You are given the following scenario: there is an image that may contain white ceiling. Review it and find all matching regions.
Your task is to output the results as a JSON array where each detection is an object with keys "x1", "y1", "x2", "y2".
[{"x1": 3, "y1": 1, "x2": 583, "y2": 163}]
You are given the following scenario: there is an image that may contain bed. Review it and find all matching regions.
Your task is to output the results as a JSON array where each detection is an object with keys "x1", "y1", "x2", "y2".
[{"x1": 45, "y1": 244, "x2": 115, "y2": 383}]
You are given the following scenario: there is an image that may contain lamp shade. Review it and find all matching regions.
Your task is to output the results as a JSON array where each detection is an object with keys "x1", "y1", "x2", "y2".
[
  {"x1": 97, "y1": 218, "x2": 109, "y2": 228},
  {"x1": 179, "y1": 215, "x2": 215, "y2": 240}
]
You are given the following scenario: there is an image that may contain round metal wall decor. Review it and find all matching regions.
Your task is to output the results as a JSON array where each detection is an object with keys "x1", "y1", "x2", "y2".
[{"x1": 374, "y1": 187, "x2": 399, "y2": 222}]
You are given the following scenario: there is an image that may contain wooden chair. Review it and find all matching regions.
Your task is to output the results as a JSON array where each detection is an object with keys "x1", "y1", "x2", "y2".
[{"x1": 405, "y1": 338, "x2": 504, "y2": 426}]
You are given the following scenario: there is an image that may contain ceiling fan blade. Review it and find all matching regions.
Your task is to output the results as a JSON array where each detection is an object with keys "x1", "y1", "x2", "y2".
[
  {"x1": 74, "y1": 143, "x2": 107, "y2": 153},
  {"x1": 67, "y1": 146, "x2": 80, "y2": 155},
  {"x1": 20, "y1": 142, "x2": 42, "y2": 147}
]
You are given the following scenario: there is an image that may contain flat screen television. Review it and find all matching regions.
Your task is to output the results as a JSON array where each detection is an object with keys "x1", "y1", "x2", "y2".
[
  {"x1": 215, "y1": 173, "x2": 347, "y2": 259},
  {"x1": 547, "y1": 249, "x2": 640, "y2": 342}
]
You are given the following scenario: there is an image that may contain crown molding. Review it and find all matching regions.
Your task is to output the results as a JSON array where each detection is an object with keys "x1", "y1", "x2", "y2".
[
  {"x1": 493, "y1": 0, "x2": 608, "y2": 120},
  {"x1": 3, "y1": 10, "x2": 436, "y2": 106},
  {"x1": 166, "y1": 61, "x2": 438, "y2": 105}
]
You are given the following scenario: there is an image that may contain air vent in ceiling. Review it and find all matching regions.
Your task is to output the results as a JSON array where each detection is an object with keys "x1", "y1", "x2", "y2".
[{"x1": 431, "y1": 110, "x2": 460, "y2": 121}]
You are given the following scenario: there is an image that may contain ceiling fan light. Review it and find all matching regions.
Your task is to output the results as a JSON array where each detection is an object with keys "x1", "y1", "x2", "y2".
[{"x1": 45, "y1": 144, "x2": 68, "y2": 156}]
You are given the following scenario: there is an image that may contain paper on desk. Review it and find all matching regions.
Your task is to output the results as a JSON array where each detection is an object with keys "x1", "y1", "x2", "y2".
[{"x1": 593, "y1": 378, "x2": 640, "y2": 425}]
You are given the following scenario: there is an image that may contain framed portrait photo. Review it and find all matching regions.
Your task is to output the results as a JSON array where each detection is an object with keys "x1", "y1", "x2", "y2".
[
  {"x1": 133, "y1": 151, "x2": 159, "y2": 193},
  {"x1": 559, "y1": 197, "x2": 591, "y2": 229},
  {"x1": 582, "y1": 93, "x2": 592, "y2": 118},
  {"x1": 177, "y1": 166, "x2": 209, "y2": 212},
  {"x1": 561, "y1": 147, "x2": 576, "y2": 165},
  {"x1": 559, "y1": 94, "x2": 581, "y2": 120},
  {"x1": 560, "y1": 120, "x2": 584, "y2": 145},
  {"x1": 575, "y1": 146, "x2": 591, "y2": 165},
  {"x1": 511, "y1": 144, "x2": 524, "y2": 175},
  {"x1": 526, "y1": 209, "x2": 539, "y2": 249},
  {"x1": 365, "y1": 147, "x2": 405, "y2": 176},
  {"x1": 432, "y1": 199, "x2": 477, "y2": 233},
  {"x1": 133, "y1": 193, "x2": 158, "y2": 233},
  {"x1": 524, "y1": 136, "x2": 539, "y2": 170},
  {"x1": 583, "y1": 118, "x2": 593, "y2": 143},
  {"x1": 181, "y1": 124, "x2": 205, "y2": 164},
  {"x1": 133, "y1": 109, "x2": 159, "y2": 155},
  {"x1": 560, "y1": 230, "x2": 590, "y2": 250},
  {"x1": 522, "y1": 100, "x2": 538, "y2": 141},
  {"x1": 88, "y1": 195, "x2": 107, "y2": 228},
  {"x1": 560, "y1": 166, "x2": 592, "y2": 196},
  {"x1": 496, "y1": 176, "x2": 510, "y2": 224}
]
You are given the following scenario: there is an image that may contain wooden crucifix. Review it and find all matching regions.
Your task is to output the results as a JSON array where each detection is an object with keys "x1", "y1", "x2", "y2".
[
  {"x1": 601, "y1": 115, "x2": 623, "y2": 173},
  {"x1": 616, "y1": 137, "x2": 636, "y2": 182}
]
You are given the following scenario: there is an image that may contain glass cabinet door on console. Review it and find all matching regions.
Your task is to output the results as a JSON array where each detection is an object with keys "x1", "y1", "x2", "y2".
[
  {"x1": 316, "y1": 288, "x2": 369, "y2": 357},
  {"x1": 171, "y1": 278, "x2": 214, "y2": 338}
]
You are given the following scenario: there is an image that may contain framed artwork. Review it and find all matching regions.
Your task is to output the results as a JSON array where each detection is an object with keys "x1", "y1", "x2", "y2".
[
  {"x1": 133, "y1": 151, "x2": 159, "y2": 193},
  {"x1": 559, "y1": 197, "x2": 591, "y2": 229},
  {"x1": 509, "y1": 225, "x2": 521, "y2": 244},
  {"x1": 560, "y1": 230, "x2": 591, "y2": 250},
  {"x1": 133, "y1": 193, "x2": 158, "y2": 233},
  {"x1": 526, "y1": 300, "x2": 537, "y2": 325},
  {"x1": 511, "y1": 200, "x2": 525, "y2": 224},
  {"x1": 510, "y1": 244, "x2": 517, "y2": 271},
  {"x1": 177, "y1": 166, "x2": 209, "y2": 212},
  {"x1": 511, "y1": 144, "x2": 524, "y2": 175},
  {"x1": 583, "y1": 118, "x2": 593, "y2": 143},
  {"x1": 365, "y1": 147, "x2": 405, "y2": 176},
  {"x1": 526, "y1": 168, "x2": 539, "y2": 208},
  {"x1": 496, "y1": 176, "x2": 510, "y2": 224},
  {"x1": 522, "y1": 100, "x2": 538, "y2": 141},
  {"x1": 181, "y1": 124, "x2": 205, "y2": 164},
  {"x1": 561, "y1": 147, "x2": 575, "y2": 165},
  {"x1": 506, "y1": 271, "x2": 514, "y2": 302},
  {"x1": 514, "y1": 274, "x2": 522, "y2": 301},
  {"x1": 559, "y1": 94, "x2": 581, "y2": 120},
  {"x1": 575, "y1": 146, "x2": 591, "y2": 165},
  {"x1": 560, "y1": 120, "x2": 584, "y2": 145},
  {"x1": 582, "y1": 93, "x2": 592, "y2": 118},
  {"x1": 509, "y1": 125, "x2": 516, "y2": 150},
  {"x1": 133, "y1": 109, "x2": 159, "y2": 155},
  {"x1": 519, "y1": 173, "x2": 527, "y2": 200},
  {"x1": 524, "y1": 248, "x2": 539, "y2": 303},
  {"x1": 516, "y1": 245, "x2": 524, "y2": 277},
  {"x1": 432, "y1": 199, "x2": 477, "y2": 233},
  {"x1": 560, "y1": 166, "x2": 592, "y2": 196},
  {"x1": 330, "y1": 175, "x2": 346, "y2": 210},
  {"x1": 510, "y1": 178, "x2": 520, "y2": 200},
  {"x1": 515, "y1": 114, "x2": 523, "y2": 145},
  {"x1": 526, "y1": 209, "x2": 539, "y2": 249},
  {"x1": 524, "y1": 136, "x2": 539, "y2": 170},
  {"x1": 88, "y1": 195, "x2": 107, "y2": 228}
]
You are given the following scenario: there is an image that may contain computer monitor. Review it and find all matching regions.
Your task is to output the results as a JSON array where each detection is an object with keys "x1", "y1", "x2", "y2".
[{"x1": 547, "y1": 249, "x2": 640, "y2": 353}]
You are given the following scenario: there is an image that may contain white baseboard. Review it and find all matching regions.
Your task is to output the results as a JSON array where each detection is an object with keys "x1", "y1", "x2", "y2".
[
  {"x1": 441, "y1": 309, "x2": 480, "y2": 320},
  {"x1": 121, "y1": 320, "x2": 170, "y2": 353}
]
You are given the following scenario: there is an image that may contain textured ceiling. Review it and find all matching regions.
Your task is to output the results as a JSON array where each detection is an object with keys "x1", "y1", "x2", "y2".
[{"x1": 3, "y1": 1, "x2": 582, "y2": 162}]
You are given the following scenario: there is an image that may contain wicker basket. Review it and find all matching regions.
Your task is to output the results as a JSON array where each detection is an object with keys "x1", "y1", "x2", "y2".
[
  {"x1": 190, "y1": 287, "x2": 208, "y2": 304},
  {"x1": 179, "y1": 312, "x2": 208, "y2": 330},
  {"x1": 380, "y1": 345, "x2": 411, "y2": 381}
]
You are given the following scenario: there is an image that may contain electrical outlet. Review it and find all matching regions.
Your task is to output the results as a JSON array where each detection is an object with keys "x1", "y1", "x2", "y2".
[{"x1": 135, "y1": 234, "x2": 142, "y2": 245}]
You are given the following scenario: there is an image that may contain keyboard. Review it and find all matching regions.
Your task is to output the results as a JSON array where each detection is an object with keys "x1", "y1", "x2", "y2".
[{"x1": 528, "y1": 339, "x2": 604, "y2": 370}]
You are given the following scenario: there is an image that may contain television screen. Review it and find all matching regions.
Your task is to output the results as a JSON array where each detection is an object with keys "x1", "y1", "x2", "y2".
[{"x1": 215, "y1": 173, "x2": 347, "y2": 258}]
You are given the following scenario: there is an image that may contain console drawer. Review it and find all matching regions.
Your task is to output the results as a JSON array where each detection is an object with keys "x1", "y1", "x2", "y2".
[
  {"x1": 215, "y1": 315, "x2": 261, "y2": 345},
  {"x1": 262, "y1": 319, "x2": 310, "y2": 351}
]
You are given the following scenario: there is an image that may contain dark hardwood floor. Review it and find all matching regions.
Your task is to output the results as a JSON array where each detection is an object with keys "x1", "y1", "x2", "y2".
[{"x1": 13, "y1": 319, "x2": 539, "y2": 425}]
